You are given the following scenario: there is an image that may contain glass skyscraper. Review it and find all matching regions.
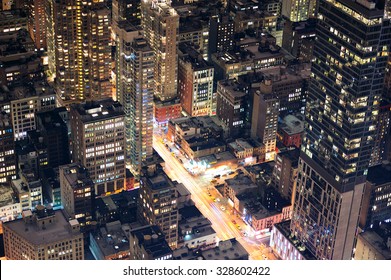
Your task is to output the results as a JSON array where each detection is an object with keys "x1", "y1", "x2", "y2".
[{"x1": 291, "y1": 0, "x2": 391, "y2": 260}]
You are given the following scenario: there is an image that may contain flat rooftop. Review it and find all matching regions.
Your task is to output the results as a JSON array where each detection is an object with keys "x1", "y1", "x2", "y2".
[
  {"x1": 130, "y1": 225, "x2": 172, "y2": 258},
  {"x1": 274, "y1": 220, "x2": 316, "y2": 260},
  {"x1": 359, "y1": 230, "x2": 391, "y2": 259},
  {"x1": 60, "y1": 164, "x2": 93, "y2": 189},
  {"x1": 279, "y1": 114, "x2": 304, "y2": 135},
  {"x1": 92, "y1": 221, "x2": 130, "y2": 257},
  {"x1": 225, "y1": 175, "x2": 258, "y2": 194},
  {"x1": 3, "y1": 209, "x2": 81, "y2": 246},
  {"x1": 202, "y1": 238, "x2": 248, "y2": 260},
  {"x1": 71, "y1": 99, "x2": 124, "y2": 123},
  {"x1": 367, "y1": 163, "x2": 391, "y2": 186},
  {"x1": 0, "y1": 185, "x2": 15, "y2": 208}
]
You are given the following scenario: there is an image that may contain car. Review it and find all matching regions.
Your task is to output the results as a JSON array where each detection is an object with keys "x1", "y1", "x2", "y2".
[
  {"x1": 232, "y1": 220, "x2": 237, "y2": 224},
  {"x1": 213, "y1": 198, "x2": 217, "y2": 202},
  {"x1": 220, "y1": 206, "x2": 226, "y2": 211},
  {"x1": 211, "y1": 179, "x2": 217, "y2": 184},
  {"x1": 237, "y1": 225, "x2": 241, "y2": 230},
  {"x1": 229, "y1": 171, "x2": 235, "y2": 175},
  {"x1": 214, "y1": 174, "x2": 221, "y2": 178},
  {"x1": 208, "y1": 192, "x2": 212, "y2": 197}
]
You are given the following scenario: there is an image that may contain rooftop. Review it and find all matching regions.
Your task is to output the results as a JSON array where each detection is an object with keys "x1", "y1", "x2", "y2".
[
  {"x1": 225, "y1": 174, "x2": 258, "y2": 194},
  {"x1": 201, "y1": 238, "x2": 248, "y2": 260},
  {"x1": 60, "y1": 163, "x2": 93, "y2": 190},
  {"x1": 189, "y1": 139, "x2": 226, "y2": 152},
  {"x1": 171, "y1": 115, "x2": 224, "y2": 134},
  {"x1": 279, "y1": 114, "x2": 304, "y2": 135},
  {"x1": 92, "y1": 221, "x2": 130, "y2": 258},
  {"x1": 0, "y1": 80, "x2": 54, "y2": 103},
  {"x1": 142, "y1": 167, "x2": 177, "y2": 191},
  {"x1": 367, "y1": 163, "x2": 391, "y2": 186},
  {"x1": 0, "y1": 184, "x2": 15, "y2": 208},
  {"x1": 244, "y1": 162, "x2": 275, "y2": 183},
  {"x1": 217, "y1": 80, "x2": 248, "y2": 98},
  {"x1": 0, "y1": 112, "x2": 11, "y2": 128},
  {"x1": 276, "y1": 148, "x2": 300, "y2": 168},
  {"x1": 274, "y1": 220, "x2": 316, "y2": 260},
  {"x1": 178, "y1": 43, "x2": 213, "y2": 70},
  {"x1": 358, "y1": 230, "x2": 391, "y2": 259},
  {"x1": 70, "y1": 98, "x2": 124, "y2": 123},
  {"x1": 130, "y1": 225, "x2": 172, "y2": 258},
  {"x1": 3, "y1": 208, "x2": 81, "y2": 246}
]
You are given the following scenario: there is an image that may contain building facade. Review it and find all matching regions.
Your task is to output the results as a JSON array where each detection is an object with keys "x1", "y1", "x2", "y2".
[
  {"x1": 27, "y1": 0, "x2": 46, "y2": 50},
  {"x1": 251, "y1": 84, "x2": 279, "y2": 162},
  {"x1": 46, "y1": 0, "x2": 112, "y2": 106},
  {"x1": 0, "y1": 112, "x2": 16, "y2": 184},
  {"x1": 3, "y1": 207, "x2": 84, "y2": 260},
  {"x1": 178, "y1": 44, "x2": 214, "y2": 117},
  {"x1": 291, "y1": 0, "x2": 391, "y2": 260},
  {"x1": 116, "y1": 28, "x2": 154, "y2": 175},
  {"x1": 138, "y1": 165, "x2": 179, "y2": 249},
  {"x1": 59, "y1": 163, "x2": 94, "y2": 228},
  {"x1": 70, "y1": 99, "x2": 125, "y2": 197},
  {"x1": 141, "y1": 0, "x2": 179, "y2": 102}
]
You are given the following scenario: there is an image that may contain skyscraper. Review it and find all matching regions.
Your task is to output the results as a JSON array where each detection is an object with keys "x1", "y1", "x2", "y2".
[
  {"x1": 70, "y1": 99, "x2": 126, "y2": 197},
  {"x1": 116, "y1": 27, "x2": 154, "y2": 175},
  {"x1": 178, "y1": 43, "x2": 214, "y2": 117},
  {"x1": 0, "y1": 112, "x2": 16, "y2": 184},
  {"x1": 3, "y1": 207, "x2": 84, "y2": 260},
  {"x1": 208, "y1": 14, "x2": 235, "y2": 60},
  {"x1": 251, "y1": 82, "x2": 280, "y2": 162},
  {"x1": 137, "y1": 164, "x2": 179, "y2": 249},
  {"x1": 291, "y1": 0, "x2": 391, "y2": 260},
  {"x1": 112, "y1": 0, "x2": 141, "y2": 25},
  {"x1": 281, "y1": 0, "x2": 317, "y2": 22},
  {"x1": 27, "y1": 0, "x2": 47, "y2": 50},
  {"x1": 141, "y1": 0, "x2": 178, "y2": 102},
  {"x1": 141, "y1": 0, "x2": 181, "y2": 125},
  {"x1": 59, "y1": 163, "x2": 94, "y2": 228},
  {"x1": 46, "y1": 0, "x2": 112, "y2": 106}
]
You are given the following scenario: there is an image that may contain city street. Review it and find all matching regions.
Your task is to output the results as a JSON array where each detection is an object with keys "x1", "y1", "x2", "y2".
[{"x1": 153, "y1": 135, "x2": 277, "y2": 260}]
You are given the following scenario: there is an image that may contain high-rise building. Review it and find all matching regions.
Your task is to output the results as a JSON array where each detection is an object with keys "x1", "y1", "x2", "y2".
[
  {"x1": 291, "y1": 0, "x2": 391, "y2": 260},
  {"x1": 46, "y1": 0, "x2": 112, "y2": 106},
  {"x1": 178, "y1": 18, "x2": 209, "y2": 61},
  {"x1": 272, "y1": 148, "x2": 300, "y2": 205},
  {"x1": 35, "y1": 108, "x2": 70, "y2": 169},
  {"x1": 216, "y1": 80, "x2": 250, "y2": 137},
  {"x1": 70, "y1": 99, "x2": 126, "y2": 197},
  {"x1": 3, "y1": 207, "x2": 84, "y2": 260},
  {"x1": 138, "y1": 164, "x2": 179, "y2": 249},
  {"x1": 208, "y1": 14, "x2": 235, "y2": 59},
  {"x1": 360, "y1": 163, "x2": 391, "y2": 229},
  {"x1": 0, "y1": 112, "x2": 16, "y2": 184},
  {"x1": 27, "y1": 0, "x2": 46, "y2": 50},
  {"x1": 370, "y1": 99, "x2": 390, "y2": 166},
  {"x1": 141, "y1": 0, "x2": 179, "y2": 102},
  {"x1": 59, "y1": 163, "x2": 94, "y2": 228},
  {"x1": 112, "y1": 0, "x2": 141, "y2": 25},
  {"x1": 116, "y1": 30, "x2": 154, "y2": 175},
  {"x1": 129, "y1": 225, "x2": 173, "y2": 260},
  {"x1": 281, "y1": 0, "x2": 316, "y2": 22},
  {"x1": 5, "y1": 85, "x2": 56, "y2": 141},
  {"x1": 141, "y1": 0, "x2": 181, "y2": 126},
  {"x1": 251, "y1": 82, "x2": 279, "y2": 162},
  {"x1": 178, "y1": 43, "x2": 214, "y2": 117}
]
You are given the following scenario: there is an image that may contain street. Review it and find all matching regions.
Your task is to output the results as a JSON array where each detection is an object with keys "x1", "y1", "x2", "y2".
[{"x1": 153, "y1": 135, "x2": 277, "y2": 260}]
